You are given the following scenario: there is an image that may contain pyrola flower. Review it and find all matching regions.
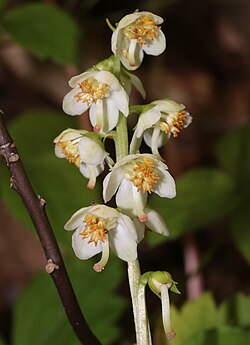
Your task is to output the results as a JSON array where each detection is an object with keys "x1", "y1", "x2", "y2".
[
  {"x1": 62, "y1": 70, "x2": 129, "y2": 133},
  {"x1": 111, "y1": 11, "x2": 166, "y2": 70},
  {"x1": 130, "y1": 99, "x2": 192, "y2": 156},
  {"x1": 64, "y1": 205, "x2": 138, "y2": 272},
  {"x1": 148, "y1": 271, "x2": 180, "y2": 340},
  {"x1": 103, "y1": 154, "x2": 176, "y2": 222},
  {"x1": 54, "y1": 128, "x2": 112, "y2": 189}
]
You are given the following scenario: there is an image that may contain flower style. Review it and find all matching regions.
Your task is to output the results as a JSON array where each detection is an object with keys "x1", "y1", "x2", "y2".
[
  {"x1": 54, "y1": 128, "x2": 112, "y2": 189},
  {"x1": 64, "y1": 204, "x2": 138, "y2": 272},
  {"x1": 111, "y1": 11, "x2": 166, "y2": 70},
  {"x1": 103, "y1": 154, "x2": 176, "y2": 222},
  {"x1": 130, "y1": 99, "x2": 192, "y2": 156},
  {"x1": 62, "y1": 70, "x2": 129, "y2": 133}
]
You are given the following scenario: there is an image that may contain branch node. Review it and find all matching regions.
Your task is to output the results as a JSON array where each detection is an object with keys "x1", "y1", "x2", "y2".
[
  {"x1": 38, "y1": 195, "x2": 47, "y2": 206},
  {"x1": 9, "y1": 153, "x2": 19, "y2": 163},
  {"x1": 10, "y1": 176, "x2": 16, "y2": 189},
  {"x1": 0, "y1": 142, "x2": 11, "y2": 150},
  {"x1": 45, "y1": 259, "x2": 59, "y2": 274}
]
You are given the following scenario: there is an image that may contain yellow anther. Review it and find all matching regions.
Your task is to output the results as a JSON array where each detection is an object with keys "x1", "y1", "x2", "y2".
[
  {"x1": 130, "y1": 158, "x2": 160, "y2": 193},
  {"x1": 80, "y1": 214, "x2": 108, "y2": 246},
  {"x1": 75, "y1": 78, "x2": 110, "y2": 105},
  {"x1": 160, "y1": 111, "x2": 188, "y2": 137},
  {"x1": 127, "y1": 15, "x2": 160, "y2": 47},
  {"x1": 56, "y1": 140, "x2": 80, "y2": 167}
]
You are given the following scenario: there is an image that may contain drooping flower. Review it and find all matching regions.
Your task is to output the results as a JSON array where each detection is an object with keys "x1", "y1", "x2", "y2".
[
  {"x1": 111, "y1": 11, "x2": 166, "y2": 70},
  {"x1": 103, "y1": 154, "x2": 176, "y2": 222},
  {"x1": 64, "y1": 204, "x2": 138, "y2": 272},
  {"x1": 147, "y1": 271, "x2": 180, "y2": 340},
  {"x1": 54, "y1": 128, "x2": 112, "y2": 189},
  {"x1": 62, "y1": 70, "x2": 129, "y2": 133},
  {"x1": 130, "y1": 99, "x2": 192, "y2": 156}
]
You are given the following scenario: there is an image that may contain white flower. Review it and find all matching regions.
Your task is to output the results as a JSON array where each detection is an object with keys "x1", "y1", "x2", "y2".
[
  {"x1": 130, "y1": 99, "x2": 192, "y2": 156},
  {"x1": 62, "y1": 70, "x2": 129, "y2": 133},
  {"x1": 64, "y1": 204, "x2": 138, "y2": 272},
  {"x1": 111, "y1": 11, "x2": 166, "y2": 70},
  {"x1": 103, "y1": 154, "x2": 176, "y2": 222},
  {"x1": 54, "y1": 128, "x2": 112, "y2": 189}
]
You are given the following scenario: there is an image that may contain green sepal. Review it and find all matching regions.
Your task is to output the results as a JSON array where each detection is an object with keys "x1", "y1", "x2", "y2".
[
  {"x1": 140, "y1": 271, "x2": 154, "y2": 286},
  {"x1": 129, "y1": 103, "x2": 155, "y2": 115}
]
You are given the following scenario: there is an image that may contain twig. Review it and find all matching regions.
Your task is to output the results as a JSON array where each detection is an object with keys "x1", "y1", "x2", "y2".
[{"x1": 0, "y1": 110, "x2": 102, "y2": 345}]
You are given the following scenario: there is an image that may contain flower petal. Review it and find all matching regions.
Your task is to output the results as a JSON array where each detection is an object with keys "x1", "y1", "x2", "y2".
[
  {"x1": 69, "y1": 71, "x2": 96, "y2": 88},
  {"x1": 129, "y1": 131, "x2": 143, "y2": 154},
  {"x1": 54, "y1": 128, "x2": 86, "y2": 143},
  {"x1": 128, "y1": 72, "x2": 146, "y2": 99},
  {"x1": 115, "y1": 179, "x2": 135, "y2": 215},
  {"x1": 64, "y1": 206, "x2": 93, "y2": 230},
  {"x1": 152, "y1": 169, "x2": 176, "y2": 199},
  {"x1": 78, "y1": 137, "x2": 105, "y2": 165},
  {"x1": 143, "y1": 129, "x2": 168, "y2": 149},
  {"x1": 94, "y1": 70, "x2": 121, "y2": 92},
  {"x1": 143, "y1": 29, "x2": 166, "y2": 56},
  {"x1": 62, "y1": 88, "x2": 89, "y2": 116},
  {"x1": 72, "y1": 225, "x2": 102, "y2": 259},
  {"x1": 133, "y1": 217, "x2": 145, "y2": 242},
  {"x1": 90, "y1": 204, "x2": 120, "y2": 219},
  {"x1": 136, "y1": 108, "x2": 161, "y2": 137},
  {"x1": 104, "y1": 98, "x2": 120, "y2": 131},
  {"x1": 144, "y1": 208, "x2": 169, "y2": 236},
  {"x1": 153, "y1": 99, "x2": 185, "y2": 113},
  {"x1": 54, "y1": 145, "x2": 65, "y2": 158},
  {"x1": 110, "y1": 89, "x2": 129, "y2": 117},
  {"x1": 109, "y1": 216, "x2": 138, "y2": 262},
  {"x1": 103, "y1": 168, "x2": 123, "y2": 202}
]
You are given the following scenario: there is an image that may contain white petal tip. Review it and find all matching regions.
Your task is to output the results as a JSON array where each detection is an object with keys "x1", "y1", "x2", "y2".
[{"x1": 93, "y1": 126, "x2": 100, "y2": 132}]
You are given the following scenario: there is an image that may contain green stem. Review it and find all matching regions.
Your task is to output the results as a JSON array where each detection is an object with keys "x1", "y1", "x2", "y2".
[
  {"x1": 128, "y1": 260, "x2": 141, "y2": 343},
  {"x1": 114, "y1": 113, "x2": 128, "y2": 161},
  {"x1": 128, "y1": 260, "x2": 152, "y2": 345},
  {"x1": 137, "y1": 279, "x2": 152, "y2": 345},
  {"x1": 114, "y1": 109, "x2": 151, "y2": 345}
]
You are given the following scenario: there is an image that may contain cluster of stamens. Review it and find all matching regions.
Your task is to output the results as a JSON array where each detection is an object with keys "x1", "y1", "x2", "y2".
[
  {"x1": 129, "y1": 158, "x2": 160, "y2": 193},
  {"x1": 56, "y1": 140, "x2": 80, "y2": 167},
  {"x1": 75, "y1": 78, "x2": 110, "y2": 106},
  {"x1": 80, "y1": 214, "x2": 108, "y2": 246},
  {"x1": 127, "y1": 15, "x2": 160, "y2": 47},
  {"x1": 160, "y1": 111, "x2": 189, "y2": 137}
]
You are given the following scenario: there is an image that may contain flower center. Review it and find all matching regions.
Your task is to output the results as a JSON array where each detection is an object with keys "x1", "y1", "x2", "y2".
[
  {"x1": 75, "y1": 78, "x2": 111, "y2": 105},
  {"x1": 126, "y1": 15, "x2": 160, "y2": 47},
  {"x1": 129, "y1": 158, "x2": 160, "y2": 193},
  {"x1": 160, "y1": 111, "x2": 188, "y2": 137},
  {"x1": 56, "y1": 140, "x2": 80, "y2": 167},
  {"x1": 80, "y1": 214, "x2": 108, "y2": 246}
]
